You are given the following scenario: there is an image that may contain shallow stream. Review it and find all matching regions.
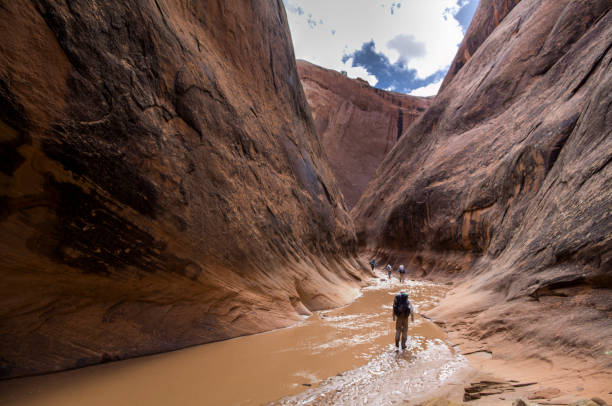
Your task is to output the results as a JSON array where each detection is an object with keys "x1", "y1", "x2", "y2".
[{"x1": 0, "y1": 274, "x2": 468, "y2": 405}]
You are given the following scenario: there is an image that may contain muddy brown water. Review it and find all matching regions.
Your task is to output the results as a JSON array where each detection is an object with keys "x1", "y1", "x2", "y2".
[{"x1": 0, "y1": 275, "x2": 468, "y2": 406}]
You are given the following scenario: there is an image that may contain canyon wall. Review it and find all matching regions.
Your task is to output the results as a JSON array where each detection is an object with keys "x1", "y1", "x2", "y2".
[
  {"x1": 0, "y1": 0, "x2": 368, "y2": 378},
  {"x1": 354, "y1": 0, "x2": 611, "y2": 362},
  {"x1": 297, "y1": 60, "x2": 432, "y2": 209},
  {"x1": 440, "y1": 0, "x2": 522, "y2": 91}
]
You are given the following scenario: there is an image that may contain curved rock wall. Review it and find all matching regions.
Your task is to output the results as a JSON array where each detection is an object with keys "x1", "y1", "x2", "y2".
[
  {"x1": 354, "y1": 0, "x2": 611, "y2": 360},
  {"x1": 297, "y1": 60, "x2": 432, "y2": 209},
  {"x1": 0, "y1": 0, "x2": 367, "y2": 378}
]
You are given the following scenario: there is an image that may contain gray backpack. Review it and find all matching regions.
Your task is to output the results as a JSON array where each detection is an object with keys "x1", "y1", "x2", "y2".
[{"x1": 393, "y1": 294, "x2": 411, "y2": 317}]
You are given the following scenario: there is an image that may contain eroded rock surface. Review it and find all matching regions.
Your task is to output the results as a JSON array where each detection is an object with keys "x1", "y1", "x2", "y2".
[
  {"x1": 354, "y1": 0, "x2": 611, "y2": 363},
  {"x1": 0, "y1": 0, "x2": 368, "y2": 378},
  {"x1": 297, "y1": 60, "x2": 432, "y2": 208}
]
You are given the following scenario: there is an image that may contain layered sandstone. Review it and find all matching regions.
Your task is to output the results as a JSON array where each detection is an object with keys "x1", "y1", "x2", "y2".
[
  {"x1": 297, "y1": 60, "x2": 432, "y2": 208},
  {"x1": 354, "y1": 0, "x2": 611, "y2": 364},
  {"x1": 0, "y1": 0, "x2": 368, "y2": 378}
]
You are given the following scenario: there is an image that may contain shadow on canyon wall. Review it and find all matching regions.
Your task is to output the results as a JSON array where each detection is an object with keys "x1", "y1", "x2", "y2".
[{"x1": 0, "y1": 0, "x2": 369, "y2": 379}]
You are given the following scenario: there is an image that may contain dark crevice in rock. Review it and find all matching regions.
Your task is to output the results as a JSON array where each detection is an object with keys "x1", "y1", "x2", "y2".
[
  {"x1": 545, "y1": 113, "x2": 580, "y2": 172},
  {"x1": 396, "y1": 108, "x2": 403, "y2": 140}
]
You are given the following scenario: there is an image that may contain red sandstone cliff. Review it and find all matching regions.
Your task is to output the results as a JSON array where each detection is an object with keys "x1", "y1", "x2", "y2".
[
  {"x1": 0, "y1": 0, "x2": 368, "y2": 378},
  {"x1": 354, "y1": 0, "x2": 611, "y2": 365},
  {"x1": 297, "y1": 60, "x2": 432, "y2": 209}
]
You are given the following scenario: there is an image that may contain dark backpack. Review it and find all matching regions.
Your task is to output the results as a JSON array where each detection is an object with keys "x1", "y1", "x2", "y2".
[{"x1": 393, "y1": 294, "x2": 411, "y2": 317}]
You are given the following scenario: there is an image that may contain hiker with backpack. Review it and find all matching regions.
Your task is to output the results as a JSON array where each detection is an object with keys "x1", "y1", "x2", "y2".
[
  {"x1": 369, "y1": 258, "x2": 376, "y2": 272},
  {"x1": 398, "y1": 264, "x2": 406, "y2": 282},
  {"x1": 392, "y1": 291, "x2": 415, "y2": 350},
  {"x1": 385, "y1": 264, "x2": 392, "y2": 279}
]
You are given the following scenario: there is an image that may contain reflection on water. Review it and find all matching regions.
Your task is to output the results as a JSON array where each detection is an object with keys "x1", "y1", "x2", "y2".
[{"x1": 0, "y1": 275, "x2": 467, "y2": 406}]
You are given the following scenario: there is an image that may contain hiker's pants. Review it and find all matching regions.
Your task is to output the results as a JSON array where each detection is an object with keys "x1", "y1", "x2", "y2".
[{"x1": 395, "y1": 316, "x2": 409, "y2": 348}]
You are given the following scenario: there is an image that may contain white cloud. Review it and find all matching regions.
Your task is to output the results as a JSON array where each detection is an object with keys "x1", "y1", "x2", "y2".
[
  {"x1": 387, "y1": 34, "x2": 426, "y2": 62},
  {"x1": 409, "y1": 78, "x2": 443, "y2": 97},
  {"x1": 284, "y1": 0, "x2": 464, "y2": 80},
  {"x1": 341, "y1": 59, "x2": 379, "y2": 86}
]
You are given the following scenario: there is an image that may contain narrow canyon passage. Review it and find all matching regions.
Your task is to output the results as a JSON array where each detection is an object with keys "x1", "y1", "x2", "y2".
[{"x1": 0, "y1": 274, "x2": 467, "y2": 406}]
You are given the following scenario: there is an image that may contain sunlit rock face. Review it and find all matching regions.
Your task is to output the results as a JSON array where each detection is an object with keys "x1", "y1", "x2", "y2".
[
  {"x1": 297, "y1": 60, "x2": 433, "y2": 209},
  {"x1": 0, "y1": 0, "x2": 368, "y2": 378},
  {"x1": 354, "y1": 0, "x2": 612, "y2": 359}
]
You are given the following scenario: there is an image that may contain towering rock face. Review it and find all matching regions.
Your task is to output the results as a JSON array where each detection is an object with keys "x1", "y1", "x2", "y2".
[
  {"x1": 0, "y1": 0, "x2": 367, "y2": 378},
  {"x1": 297, "y1": 60, "x2": 432, "y2": 209},
  {"x1": 440, "y1": 0, "x2": 522, "y2": 91},
  {"x1": 354, "y1": 0, "x2": 611, "y2": 360}
]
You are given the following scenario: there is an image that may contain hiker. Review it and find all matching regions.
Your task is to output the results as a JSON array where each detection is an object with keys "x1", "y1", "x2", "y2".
[
  {"x1": 369, "y1": 258, "x2": 376, "y2": 271},
  {"x1": 385, "y1": 264, "x2": 392, "y2": 279},
  {"x1": 398, "y1": 264, "x2": 406, "y2": 282},
  {"x1": 392, "y1": 291, "x2": 415, "y2": 350}
]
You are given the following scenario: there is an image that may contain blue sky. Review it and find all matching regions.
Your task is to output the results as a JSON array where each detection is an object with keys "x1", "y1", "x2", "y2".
[{"x1": 284, "y1": 0, "x2": 479, "y2": 96}]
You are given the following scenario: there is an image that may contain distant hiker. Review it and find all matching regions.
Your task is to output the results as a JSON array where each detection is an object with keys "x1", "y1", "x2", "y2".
[
  {"x1": 369, "y1": 259, "x2": 376, "y2": 271},
  {"x1": 386, "y1": 264, "x2": 392, "y2": 279},
  {"x1": 392, "y1": 291, "x2": 415, "y2": 350},
  {"x1": 398, "y1": 264, "x2": 406, "y2": 282}
]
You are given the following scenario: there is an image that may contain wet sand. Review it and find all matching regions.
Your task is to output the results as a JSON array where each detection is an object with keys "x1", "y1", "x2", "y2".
[{"x1": 0, "y1": 274, "x2": 468, "y2": 406}]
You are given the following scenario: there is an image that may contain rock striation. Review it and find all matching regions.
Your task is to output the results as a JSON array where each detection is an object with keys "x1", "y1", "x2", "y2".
[
  {"x1": 0, "y1": 0, "x2": 368, "y2": 378},
  {"x1": 354, "y1": 0, "x2": 611, "y2": 362},
  {"x1": 297, "y1": 60, "x2": 432, "y2": 209}
]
